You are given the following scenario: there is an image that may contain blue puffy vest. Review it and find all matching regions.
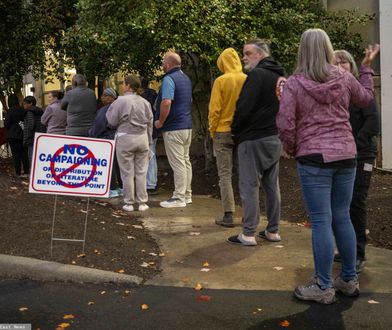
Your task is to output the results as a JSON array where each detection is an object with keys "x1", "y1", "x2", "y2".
[{"x1": 155, "y1": 67, "x2": 192, "y2": 132}]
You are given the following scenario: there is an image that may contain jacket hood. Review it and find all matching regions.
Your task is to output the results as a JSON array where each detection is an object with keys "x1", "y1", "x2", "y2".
[
  {"x1": 28, "y1": 106, "x2": 43, "y2": 115},
  {"x1": 217, "y1": 48, "x2": 243, "y2": 74},
  {"x1": 294, "y1": 68, "x2": 347, "y2": 104},
  {"x1": 257, "y1": 57, "x2": 286, "y2": 76}
]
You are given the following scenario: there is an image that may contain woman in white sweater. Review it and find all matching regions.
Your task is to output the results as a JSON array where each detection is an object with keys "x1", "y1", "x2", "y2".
[{"x1": 106, "y1": 75, "x2": 153, "y2": 212}]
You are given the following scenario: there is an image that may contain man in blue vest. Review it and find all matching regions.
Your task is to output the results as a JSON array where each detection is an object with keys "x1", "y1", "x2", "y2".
[{"x1": 155, "y1": 52, "x2": 193, "y2": 208}]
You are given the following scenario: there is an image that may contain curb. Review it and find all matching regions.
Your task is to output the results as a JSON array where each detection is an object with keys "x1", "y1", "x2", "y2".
[{"x1": 0, "y1": 254, "x2": 143, "y2": 285}]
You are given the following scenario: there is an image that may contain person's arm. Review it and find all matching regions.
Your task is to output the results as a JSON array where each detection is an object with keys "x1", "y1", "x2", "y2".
[
  {"x1": 231, "y1": 72, "x2": 262, "y2": 135},
  {"x1": 155, "y1": 76, "x2": 175, "y2": 129},
  {"x1": 40, "y1": 106, "x2": 51, "y2": 127},
  {"x1": 276, "y1": 78, "x2": 297, "y2": 156},
  {"x1": 105, "y1": 100, "x2": 121, "y2": 128},
  {"x1": 355, "y1": 101, "x2": 380, "y2": 150},
  {"x1": 23, "y1": 112, "x2": 34, "y2": 146},
  {"x1": 61, "y1": 94, "x2": 69, "y2": 110},
  {"x1": 208, "y1": 78, "x2": 222, "y2": 138},
  {"x1": 4, "y1": 110, "x2": 12, "y2": 129}
]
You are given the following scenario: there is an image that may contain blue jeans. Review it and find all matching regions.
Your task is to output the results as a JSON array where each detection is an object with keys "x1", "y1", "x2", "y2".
[
  {"x1": 297, "y1": 163, "x2": 357, "y2": 289},
  {"x1": 147, "y1": 139, "x2": 158, "y2": 189}
]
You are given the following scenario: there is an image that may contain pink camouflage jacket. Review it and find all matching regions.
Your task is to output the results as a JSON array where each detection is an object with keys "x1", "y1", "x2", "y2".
[{"x1": 277, "y1": 66, "x2": 374, "y2": 163}]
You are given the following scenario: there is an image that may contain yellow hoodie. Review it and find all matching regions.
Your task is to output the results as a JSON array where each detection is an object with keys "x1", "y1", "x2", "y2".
[{"x1": 208, "y1": 48, "x2": 247, "y2": 138}]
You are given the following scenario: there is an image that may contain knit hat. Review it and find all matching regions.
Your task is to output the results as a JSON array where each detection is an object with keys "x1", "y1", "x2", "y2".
[{"x1": 103, "y1": 88, "x2": 118, "y2": 99}]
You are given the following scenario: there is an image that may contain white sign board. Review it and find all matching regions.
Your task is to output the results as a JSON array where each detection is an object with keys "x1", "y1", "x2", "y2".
[{"x1": 29, "y1": 133, "x2": 115, "y2": 197}]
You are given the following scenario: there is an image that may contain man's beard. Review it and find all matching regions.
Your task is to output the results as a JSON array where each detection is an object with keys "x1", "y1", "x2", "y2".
[{"x1": 244, "y1": 63, "x2": 253, "y2": 72}]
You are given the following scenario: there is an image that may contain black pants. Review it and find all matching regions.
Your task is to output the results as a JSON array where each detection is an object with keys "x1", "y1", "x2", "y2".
[
  {"x1": 350, "y1": 162, "x2": 373, "y2": 260},
  {"x1": 8, "y1": 139, "x2": 29, "y2": 175},
  {"x1": 110, "y1": 151, "x2": 123, "y2": 190}
]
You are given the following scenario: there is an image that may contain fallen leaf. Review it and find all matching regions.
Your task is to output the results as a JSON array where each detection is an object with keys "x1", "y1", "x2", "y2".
[
  {"x1": 87, "y1": 301, "x2": 95, "y2": 305},
  {"x1": 62, "y1": 315, "x2": 75, "y2": 320},
  {"x1": 273, "y1": 266, "x2": 284, "y2": 271},
  {"x1": 19, "y1": 307, "x2": 28, "y2": 311},
  {"x1": 148, "y1": 261, "x2": 155, "y2": 265},
  {"x1": 159, "y1": 252, "x2": 166, "y2": 257},
  {"x1": 194, "y1": 283, "x2": 203, "y2": 290},
  {"x1": 10, "y1": 186, "x2": 18, "y2": 190},
  {"x1": 256, "y1": 308, "x2": 263, "y2": 312},
  {"x1": 140, "y1": 262, "x2": 150, "y2": 268},
  {"x1": 132, "y1": 225, "x2": 143, "y2": 229},
  {"x1": 96, "y1": 202, "x2": 108, "y2": 207},
  {"x1": 141, "y1": 303, "x2": 149, "y2": 310},
  {"x1": 124, "y1": 290, "x2": 131, "y2": 296},
  {"x1": 149, "y1": 252, "x2": 158, "y2": 256},
  {"x1": 279, "y1": 320, "x2": 290, "y2": 327},
  {"x1": 93, "y1": 249, "x2": 101, "y2": 255},
  {"x1": 111, "y1": 214, "x2": 121, "y2": 218},
  {"x1": 77, "y1": 253, "x2": 86, "y2": 258},
  {"x1": 100, "y1": 291, "x2": 106, "y2": 295},
  {"x1": 181, "y1": 277, "x2": 189, "y2": 283},
  {"x1": 100, "y1": 221, "x2": 105, "y2": 224},
  {"x1": 57, "y1": 323, "x2": 71, "y2": 329},
  {"x1": 127, "y1": 236, "x2": 136, "y2": 240},
  {"x1": 71, "y1": 261, "x2": 76, "y2": 265},
  {"x1": 200, "y1": 268, "x2": 210, "y2": 272},
  {"x1": 368, "y1": 300, "x2": 380, "y2": 304},
  {"x1": 80, "y1": 210, "x2": 87, "y2": 214},
  {"x1": 141, "y1": 249, "x2": 146, "y2": 253},
  {"x1": 275, "y1": 245, "x2": 284, "y2": 248},
  {"x1": 189, "y1": 232, "x2": 200, "y2": 236},
  {"x1": 196, "y1": 295, "x2": 211, "y2": 302},
  {"x1": 117, "y1": 269, "x2": 125, "y2": 273},
  {"x1": 116, "y1": 222, "x2": 126, "y2": 226},
  {"x1": 202, "y1": 262, "x2": 209, "y2": 267}
]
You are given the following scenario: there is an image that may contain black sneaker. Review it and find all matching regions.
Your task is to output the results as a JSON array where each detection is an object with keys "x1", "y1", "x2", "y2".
[
  {"x1": 334, "y1": 254, "x2": 342, "y2": 262},
  {"x1": 215, "y1": 212, "x2": 234, "y2": 228},
  {"x1": 147, "y1": 188, "x2": 159, "y2": 195}
]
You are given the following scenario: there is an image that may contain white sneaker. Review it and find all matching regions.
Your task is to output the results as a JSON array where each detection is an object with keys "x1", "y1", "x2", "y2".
[
  {"x1": 122, "y1": 204, "x2": 134, "y2": 212},
  {"x1": 160, "y1": 198, "x2": 186, "y2": 208},
  {"x1": 138, "y1": 204, "x2": 149, "y2": 212},
  {"x1": 185, "y1": 197, "x2": 192, "y2": 204}
]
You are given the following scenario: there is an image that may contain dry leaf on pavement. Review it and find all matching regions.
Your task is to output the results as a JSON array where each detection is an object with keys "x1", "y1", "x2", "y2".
[
  {"x1": 368, "y1": 300, "x2": 380, "y2": 304},
  {"x1": 127, "y1": 236, "x2": 136, "y2": 240},
  {"x1": 279, "y1": 320, "x2": 290, "y2": 327},
  {"x1": 273, "y1": 266, "x2": 284, "y2": 271},
  {"x1": 87, "y1": 301, "x2": 95, "y2": 305},
  {"x1": 132, "y1": 225, "x2": 144, "y2": 229},
  {"x1": 140, "y1": 262, "x2": 150, "y2": 268},
  {"x1": 62, "y1": 315, "x2": 75, "y2": 319},
  {"x1": 100, "y1": 291, "x2": 106, "y2": 295},
  {"x1": 141, "y1": 304, "x2": 149, "y2": 310},
  {"x1": 159, "y1": 252, "x2": 166, "y2": 257},
  {"x1": 149, "y1": 252, "x2": 158, "y2": 256},
  {"x1": 77, "y1": 253, "x2": 86, "y2": 258},
  {"x1": 200, "y1": 268, "x2": 210, "y2": 272},
  {"x1": 56, "y1": 323, "x2": 71, "y2": 329},
  {"x1": 117, "y1": 269, "x2": 125, "y2": 273},
  {"x1": 189, "y1": 232, "x2": 201, "y2": 236},
  {"x1": 18, "y1": 307, "x2": 28, "y2": 311},
  {"x1": 194, "y1": 283, "x2": 203, "y2": 290},
  {"x1": 196, "y1": 295, "x2": 211, "y2": 302},
  {"x1": 202, "y1": 262, "x2": 209, "y2": 267}
]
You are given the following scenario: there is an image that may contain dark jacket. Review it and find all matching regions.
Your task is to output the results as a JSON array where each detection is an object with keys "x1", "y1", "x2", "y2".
[
  {"x1": 23, "y1": 106, "x2": 44, "y2": 146},
  {"x1": 141, "y1": 88, "x2": 159, "y2": 138},
  {"x1": 349, "y1": 100, "x2": 379, "y2": 163},
  {"x1": 61, "y1": 85, "x2": 97, "y2": 136},
  {"x1": 88, "y1": 104, "x2": 116, "y2": 139},
  {"x1": 231, "y1": 56, "x2": 285, "y2": 144},
  {"x1": 4, "y1": 106, "x2": 24, "y2": 140}
]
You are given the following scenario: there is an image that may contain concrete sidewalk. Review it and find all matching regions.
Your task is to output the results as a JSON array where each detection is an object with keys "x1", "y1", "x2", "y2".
[
  {"x1": 0, "y1": 191, "x2": 391, "y2": 294},
  {"x1": 142, "y1": 193, "x2": 392, "y2": 293}
]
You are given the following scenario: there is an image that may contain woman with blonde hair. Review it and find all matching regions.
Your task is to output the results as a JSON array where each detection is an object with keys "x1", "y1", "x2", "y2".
[
  {"x1": 41, "y1": 90, "x2": 66, "y2": 134},
  {"x1": 277, "y1": 28, "x2": 379, "y2": 304},
  {"x1": 333, "y1": 49, "x2": 380, "y2": 274},
  {"x1": 106, "y1": 75, "x2": 153, "y2": 212}
]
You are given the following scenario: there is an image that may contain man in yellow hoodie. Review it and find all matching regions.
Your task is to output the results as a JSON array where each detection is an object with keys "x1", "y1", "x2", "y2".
[{"x1": 208, "y1": 47, "x2": 247, "y2": 227}]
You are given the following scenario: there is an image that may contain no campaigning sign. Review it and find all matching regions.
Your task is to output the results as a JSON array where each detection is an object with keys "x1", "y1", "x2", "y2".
[{"x1": 29, "y1": 133, "x2": 115, "y2": 197}]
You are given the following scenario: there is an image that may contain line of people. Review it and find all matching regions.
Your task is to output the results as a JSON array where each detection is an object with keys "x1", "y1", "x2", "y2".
[
  {"x1": 4, "y1": 28, "x2": 380, "y2": 305},
  {"x1": 209, "y1": 29, "x2": 379, "y2": 305}
]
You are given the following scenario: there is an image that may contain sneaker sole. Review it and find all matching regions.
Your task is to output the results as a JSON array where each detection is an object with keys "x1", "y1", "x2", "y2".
[
  {"x1": 335, "y1": 288, "x2": 360, "y2": 297},
  {"x1": 160, "y1": 203, "x2": 186, "y2": 208},
  {"x1": 294, "y1": 289, "x2": 337, "y2": 304},
  {"x1": 226, "y1": 239, "x2": 257, "y2": 246}
]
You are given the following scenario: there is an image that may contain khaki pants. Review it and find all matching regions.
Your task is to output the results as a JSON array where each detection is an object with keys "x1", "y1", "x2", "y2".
[
  {"x1": 116, "y1": 134, "x2": 149, "y2": 205},
  {"x1": 163, "y1": 129, "x2": 192, "y2": 201},
  {"x1": 213, "y1": 132, "x2": 235, "y2": 213}
]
